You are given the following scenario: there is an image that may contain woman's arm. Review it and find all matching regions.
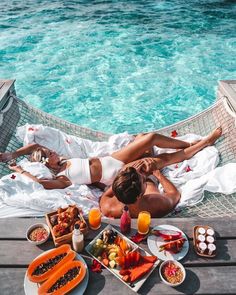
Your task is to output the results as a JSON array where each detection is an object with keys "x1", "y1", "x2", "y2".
[
  {"x1": 8, "y1": 163, "x2": 71, "y2": 190},
  {"x1": 0, "y1": 143, "x2": 40, "y2": 162}
]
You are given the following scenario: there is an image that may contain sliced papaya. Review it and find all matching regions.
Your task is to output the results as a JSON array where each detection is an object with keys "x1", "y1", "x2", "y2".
[
  {"x1": 38, "y1": 260, "x2": 86, "y2": 295},
  {"x1": 27, "y1": 244, "x2": 75, "y2": 283}
]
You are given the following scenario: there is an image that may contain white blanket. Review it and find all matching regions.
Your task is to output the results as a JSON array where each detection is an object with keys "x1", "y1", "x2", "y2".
[
  {"x1": 0, "y1": 125, "x2": 236, "y2": 218},
  {"x1": 16, "y1": 124, "x2": 134, "y2": 158}
]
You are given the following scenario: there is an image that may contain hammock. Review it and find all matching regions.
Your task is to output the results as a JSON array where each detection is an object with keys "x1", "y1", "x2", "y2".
[{"x1": 0, "y1": 80, "x2": 236, "y2": 218}]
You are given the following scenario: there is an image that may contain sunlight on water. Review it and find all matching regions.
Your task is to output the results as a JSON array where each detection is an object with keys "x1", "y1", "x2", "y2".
[{"x1": 0, "y1": 0, "x2": 235, "y2": 133}]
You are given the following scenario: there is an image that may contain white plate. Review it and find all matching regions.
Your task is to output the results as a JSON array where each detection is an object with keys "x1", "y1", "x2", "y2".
[
  {"x1": 147, "y1": 224, "x2": 189, "y2": 261},
  {"x1": 24, "y1": 252, "x2": 89, "y2": 295},
  {"x1": 85, "y1": 224, "x2": 160, "y2": 293}
]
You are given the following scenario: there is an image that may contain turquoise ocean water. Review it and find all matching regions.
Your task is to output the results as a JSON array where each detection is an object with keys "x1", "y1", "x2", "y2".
[{"x1": 0, "y1": 0, "x2": 235, "y2": 134}]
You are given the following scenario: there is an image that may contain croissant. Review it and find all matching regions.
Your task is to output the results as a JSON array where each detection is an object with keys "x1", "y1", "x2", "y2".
[
  {"x1": 66, "y1": 205, "x2": 79, "y2": 219},
  {"x1": 52, "y1": 223, "x2": 69, "y2": 237},
  {"x1": 58, "y1": 211, "x2": 72, "y2": 226}
]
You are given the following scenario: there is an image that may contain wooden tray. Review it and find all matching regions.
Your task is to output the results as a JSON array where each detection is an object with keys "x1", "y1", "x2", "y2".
[
  {"x1": 45, "y1": 205, "x2": 88, "y2": 247},
  {"x1": 193, "y1": 225, "x2": 216, "y2": 258}
]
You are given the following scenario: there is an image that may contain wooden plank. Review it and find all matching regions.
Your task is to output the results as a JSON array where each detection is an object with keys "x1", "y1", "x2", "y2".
[
  {"x1": 1, "y1": 266, "x2": 236, "y2": 295},
  {"x1": 0, "y1": 268, "x2": 25, "y2": 295},
  {"x1": 1, "y1": 238, "x2": 236, "y2": 266},
  {"x1": 1, "y1": 217, "x2": 236, "y2": 239}
]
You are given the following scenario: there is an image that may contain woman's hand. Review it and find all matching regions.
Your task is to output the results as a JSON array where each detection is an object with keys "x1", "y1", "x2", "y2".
[
  {"x1": 8, "y1": 161, "x2": 24, "y2": 174},
  {"x1": 0, "y1": 152, "x2": 13, "y2": 163},
  {"x1": 132, "y1": 158, "x2": 157, "y2": 174}
]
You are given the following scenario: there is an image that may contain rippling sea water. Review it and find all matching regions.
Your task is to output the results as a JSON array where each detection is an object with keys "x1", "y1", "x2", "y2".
[{"x1": 0, "y1": 0, "x2": 235, "y2": 133}]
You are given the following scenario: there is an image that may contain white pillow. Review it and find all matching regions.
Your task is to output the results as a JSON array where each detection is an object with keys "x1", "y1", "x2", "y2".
[{"x1": 18, "y1": 158, "x2": 53, "y2": 179}]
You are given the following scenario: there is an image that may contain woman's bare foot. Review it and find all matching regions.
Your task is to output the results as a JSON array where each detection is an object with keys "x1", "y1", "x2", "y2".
[{"x1": 204, "y1": 127, "x2": 222, "y2": 146}]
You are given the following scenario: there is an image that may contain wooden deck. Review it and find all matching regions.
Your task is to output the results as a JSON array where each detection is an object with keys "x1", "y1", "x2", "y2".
[{"x1": 1, "y1": 217, "x2": 236, "y2": 294}]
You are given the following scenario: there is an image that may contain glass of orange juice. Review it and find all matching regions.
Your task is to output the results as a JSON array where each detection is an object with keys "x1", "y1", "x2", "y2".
[
  {"x1": 88, "y1": 208, "x2": 102, "y2": 230},
  {"x1": 137, "y1": 211, "x2": 151, "y2": 234}
]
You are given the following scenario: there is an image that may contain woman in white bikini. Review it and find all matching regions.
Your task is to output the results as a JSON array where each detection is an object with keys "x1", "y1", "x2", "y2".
[{"x1": 0, "y1": 128, "x2": 222, "y2": 190}]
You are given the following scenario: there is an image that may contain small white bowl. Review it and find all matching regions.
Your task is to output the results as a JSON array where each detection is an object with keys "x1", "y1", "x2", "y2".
[
  {"x1": 159, "y1": 260, "x2": 186, "y2": 287},
  {"x1": 26, "y1": 223, "x2": 50, "y2": 245}
]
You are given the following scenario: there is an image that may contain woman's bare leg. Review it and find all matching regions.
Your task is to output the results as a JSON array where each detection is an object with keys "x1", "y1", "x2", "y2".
[
  {"x1": 113, "y1": 132, "x2": 194, "y2": 164},
  {"x1": 133, "y1": 132, "x2": 191, "y2": 149},
  {"x1": 154, "y1": 127, "x2": 222, "y2": 170}
]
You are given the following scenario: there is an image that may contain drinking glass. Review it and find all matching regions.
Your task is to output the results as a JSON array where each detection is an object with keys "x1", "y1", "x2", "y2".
[
  {"x1": 88, "y1": 208, "x2": 102, "y2": 230},
  {"x1": 137, "y1": 211, "x2": 151, "y2": 234}
]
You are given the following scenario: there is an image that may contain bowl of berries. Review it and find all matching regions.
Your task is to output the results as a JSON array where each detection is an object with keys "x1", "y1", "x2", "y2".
[{"x1": 159, "y1": 260, "x2": 186, "y2": 287}]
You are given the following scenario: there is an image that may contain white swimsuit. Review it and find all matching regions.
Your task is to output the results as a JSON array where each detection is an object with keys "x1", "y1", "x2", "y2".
[
  {"x1": 57, "y1": 158, "x2": 92, "y2": 184},
  {"x1": 57, "y1": 156, "x2": 124, "y2": 186}
]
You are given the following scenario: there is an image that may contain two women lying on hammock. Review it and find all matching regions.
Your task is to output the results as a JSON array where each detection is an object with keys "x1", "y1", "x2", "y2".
[{"x1": 0, "y1": 127, "x2": 222, "y2": 218}]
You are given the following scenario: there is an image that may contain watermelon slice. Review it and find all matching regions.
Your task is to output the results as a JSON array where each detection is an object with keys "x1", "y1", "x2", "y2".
[{"x1": 129, "y1": 262, "x2": 154, "y2": 283}]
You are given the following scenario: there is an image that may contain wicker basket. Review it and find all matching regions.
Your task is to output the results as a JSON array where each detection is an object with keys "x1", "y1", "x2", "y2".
[{"x1": 45, "y1": 205, "x2": 88, "y2": 247}]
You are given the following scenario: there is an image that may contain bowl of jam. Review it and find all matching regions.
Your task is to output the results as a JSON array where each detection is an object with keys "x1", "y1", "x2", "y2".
[{"x1": 26, "y1": 223, "x2": 50, "y2": 245}]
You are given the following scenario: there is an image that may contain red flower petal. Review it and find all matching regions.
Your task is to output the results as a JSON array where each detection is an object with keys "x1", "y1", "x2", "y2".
[
  {"x1": 130, "y1": 232, "x2": 148, "y2": 243},
  {"x1": 66, "y1": 139, "x2": 72, "y2": 144},
  {"x1": 171, "y1": 130, "x2": 178, "y2": 137},
  {"x1": 10, "y1": 174, "x2": 16, "y2": 179},
  {"x1": 91, "y1": 259, "x2": 102, "y2": 273},
  {"x1": 185, "y1": 165, "x2": 192, "y2": 172}
]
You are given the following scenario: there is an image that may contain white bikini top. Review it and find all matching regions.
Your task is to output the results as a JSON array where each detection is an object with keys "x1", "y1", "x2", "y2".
[{"x1": 57, "y1": 158, "x2": 91, "y2": 185}]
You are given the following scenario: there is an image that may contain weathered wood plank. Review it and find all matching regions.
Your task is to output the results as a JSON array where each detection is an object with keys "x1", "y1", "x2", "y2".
[
  {"x1": 0, "y1": 268, "x2": 25, "y2": 295},
  {"x1": 0, "y1": 239, "x2": 236, "y2": 266},
  {"x1": 1, "y1": 217, "x2": 236, "y2": 239},
  {"x1": 1, "y1": 266, "x2": 236, "y2": 295}
]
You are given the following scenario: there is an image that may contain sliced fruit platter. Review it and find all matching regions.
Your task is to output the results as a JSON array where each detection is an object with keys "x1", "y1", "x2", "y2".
[{"x1": 85, "y1": 225, "x2": 159, "y2": 292}]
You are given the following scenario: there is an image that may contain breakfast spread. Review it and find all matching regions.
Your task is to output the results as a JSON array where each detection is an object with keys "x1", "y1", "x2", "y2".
[
  {"x1": 193, "y1": 225, "x2": 216, "y2": 257},
  {"x1": 24, "y1": 213, "x2": 218, "y2": 293}
]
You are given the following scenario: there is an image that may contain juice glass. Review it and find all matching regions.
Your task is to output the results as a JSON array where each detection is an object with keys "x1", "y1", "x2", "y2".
[
  {"x1": 137, "y1": 211, "x2": 151, "y2": 234},
  {"x1": 88, "y1": 208, "x2": 102, "y2": 230}
]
